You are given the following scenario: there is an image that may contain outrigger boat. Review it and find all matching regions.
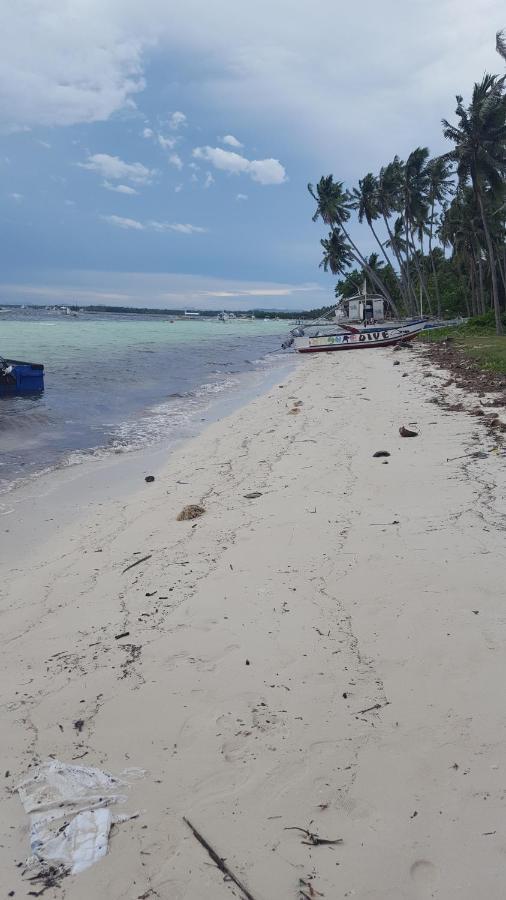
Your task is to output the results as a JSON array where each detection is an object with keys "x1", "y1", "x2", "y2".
[
  {"x1": 292, "y1": 320, "x2": 423, "y2": 353},
  {"x1": 0, "y1": 357, "x2": 45, "y2": 395},
  {"x1": 282, "y1": 292, "x2": 425, "y2": 353}
]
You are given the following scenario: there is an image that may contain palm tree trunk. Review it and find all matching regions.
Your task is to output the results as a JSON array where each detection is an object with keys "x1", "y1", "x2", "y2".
[
  {"x1": 477, "y1": 253, "x2": 486, "y2": 314},
  {"x1": 408, "y1": 231, "x2": 433, "y2": 316},
  {"x1": 404, "y1": 215, "x2": 413, "y2": 306},
  {"x1": 497, "y1": 246, "x2": 506, "y2": 297},
  {"x1": 368, "y1": 219, "x2": 404, "y2": 303},
  {"x1": 469, "y1": 264, "x2": 478, "y2": 316},
  {"x1": 339, "y1": 223, "x2": 401, "y2": 317},
  {"x1": 419, "y1": 231, "x2": 434, "y2": 316},
  {"x1": 457, "y1": 261, "x2": 471, "y2": 316},
  {"x1": 428, "y1": 200, "x2": 442, "y2": 318},
  {"x1": 380, "y1": 212, "x2": 413, "y2": 313},
  {"x1": 476, "y1": 188, "x2": 503, "y2": 334}
]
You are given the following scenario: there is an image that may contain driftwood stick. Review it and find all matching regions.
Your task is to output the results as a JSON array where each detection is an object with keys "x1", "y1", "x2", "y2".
[
  {"x1": 183, "y1": 817, "x2": 258, "y2": 900},
  {"x1": 356, "y1": 702, "x2": 389, "y2": 715},
  {"x1": 122, "y1": 554, "x2": 152, "y2": 574}
]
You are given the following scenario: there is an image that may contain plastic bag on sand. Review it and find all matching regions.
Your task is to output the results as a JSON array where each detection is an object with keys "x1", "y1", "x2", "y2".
[{"x1": 17, "y1": 759, "x2": 141, "y2": 875}]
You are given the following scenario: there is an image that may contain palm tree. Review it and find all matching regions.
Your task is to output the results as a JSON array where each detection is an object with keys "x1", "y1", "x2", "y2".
[
  {"x1": 402, "y1": 148, "x2": 431, "y2": 312},
  {"x1": 364, "y1": 252, "x2": 385, "y2": 293},
  {"x1": 377, "y1": 159, "x2": 414, "y2": 313},
  {"x1": 319, "y1": 229, "x2": 354, "y2": 276},
  {"x1": 308, "y1": 176, "x2": 400, "y2": 315},
  {"x1": 351, "y1": 173, "x2": 404, "y2": 298},
  {"x1": 426, "y1": 156, "x2": 453, "y2": 316},
  {"x1": 442, "y1": 74, "x2": 506, "y2": 333}
]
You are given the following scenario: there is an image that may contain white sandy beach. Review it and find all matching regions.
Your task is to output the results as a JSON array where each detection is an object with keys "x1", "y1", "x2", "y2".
[{"x1": 1, "y1": 346, "x2": 506, "y2": 899}]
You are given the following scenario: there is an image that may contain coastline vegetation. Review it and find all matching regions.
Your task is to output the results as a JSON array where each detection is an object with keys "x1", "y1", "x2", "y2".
[
  {"x1": 308, "y1": 30, "x2": 506, "y2": 336},
  {"x1": 419, "y1": 311, "x2": 506, "y2": 374}
]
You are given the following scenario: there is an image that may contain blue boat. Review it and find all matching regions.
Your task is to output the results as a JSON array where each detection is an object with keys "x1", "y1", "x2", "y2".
[{"x1": 0, "y1": 358, "x2": 45, "y2": 395}]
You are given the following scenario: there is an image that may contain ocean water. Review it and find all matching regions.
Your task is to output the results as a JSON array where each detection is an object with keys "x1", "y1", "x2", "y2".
[{"x1": 0, "y1": 309, "x2": 293, "y2": 494}]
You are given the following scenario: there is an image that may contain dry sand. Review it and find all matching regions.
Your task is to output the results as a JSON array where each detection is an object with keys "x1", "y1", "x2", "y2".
[{"x1": 1, "y1": 347, "x2": 505, "y2": 899}]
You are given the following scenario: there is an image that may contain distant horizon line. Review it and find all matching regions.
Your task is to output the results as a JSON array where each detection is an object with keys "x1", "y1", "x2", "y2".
[{"x1": 0, "y1": 302, "x2": 324, "y2": 316}]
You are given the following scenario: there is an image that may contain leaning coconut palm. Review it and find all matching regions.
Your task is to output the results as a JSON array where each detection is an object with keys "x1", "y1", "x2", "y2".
[
  {"x1": 351, "y1": 173, "x2": 405, "y2": 300},
  {"x1": 438, "y1": 202, "x2": 467, "y2": 312},
  {"x1": 364, "y1": 252, "x2": 386, "y2": 293},
  {"x1": 409, "y1": 208, "x2": 434, "y2": 316},
  {"x1": 440, "y1": 187, "x2": 498, "y2": 316},
  {"x1": 426, "y1": 156, "x2": 454, "y2": 316},
  {"x1": 385, "y1": 216, "x2": 407, "y2": 257},
  {"x1": 402, "y1": 148, "x2": 431, "y2": 312},
  {"x1": 308, "y1": 176, "x2": 400, "y2": 315},
  {"x1": 377, "y1": 159, "x2": 414, "y2": 313},
  {"x1": 442, "y1": 74, "x2": 506, "y2": 334},
  {"x1": 319, "y1": 228, "x2": 354, "y2": 276}
]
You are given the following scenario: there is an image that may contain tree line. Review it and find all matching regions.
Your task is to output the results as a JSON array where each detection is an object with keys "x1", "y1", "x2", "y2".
[{"x1": 308, "y1": 31, "x2": 506, "y2": 334}]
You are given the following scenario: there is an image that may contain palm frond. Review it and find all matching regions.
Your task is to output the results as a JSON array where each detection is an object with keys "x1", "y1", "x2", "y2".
[{"x1": 496, "y1": 29, "x2": 506, "y2": 62}]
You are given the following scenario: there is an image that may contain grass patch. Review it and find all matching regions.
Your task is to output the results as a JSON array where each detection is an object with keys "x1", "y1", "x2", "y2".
[
  {"x1": 419, "y1": 326, "x2": 506, "y2": 374},
  {"x1": 456, "y1": 335, "x2": 506, "y2": 374},
  {"x1": 419, "y1": 312, "x2": 506, "y2": 374}
]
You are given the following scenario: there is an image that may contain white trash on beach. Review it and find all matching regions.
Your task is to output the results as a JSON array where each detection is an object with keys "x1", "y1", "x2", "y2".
[{"x1": 17, "y1": 759, "x2": 142, "y2": 875}]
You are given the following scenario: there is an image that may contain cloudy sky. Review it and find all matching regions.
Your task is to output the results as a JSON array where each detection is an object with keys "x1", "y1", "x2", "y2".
[{"x1": 0, "y1": 0, "x2": 504, "y2": 309}]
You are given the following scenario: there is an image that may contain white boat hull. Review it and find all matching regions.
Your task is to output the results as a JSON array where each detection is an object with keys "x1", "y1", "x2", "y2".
[{"x1": 294, "y1": 322, "x2": 423, "y2": 353}]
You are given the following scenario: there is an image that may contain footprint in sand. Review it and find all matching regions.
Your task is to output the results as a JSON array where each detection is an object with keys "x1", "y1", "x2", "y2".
[{"x1": 219, "y1": 701, "x2": 286, "y2": 763}]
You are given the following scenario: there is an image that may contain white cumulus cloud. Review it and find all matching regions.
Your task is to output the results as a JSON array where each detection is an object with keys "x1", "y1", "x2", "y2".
[
  {"x1": 103, "y1": 181, "x2": 138, "y2": 194},
  {"x1": 193, "y1": 146, "x2": 248, "y2": 174},
  {"x1": 193, "y1": 146, "x2": 286, "y2": 185},
  {"x1": 236, "y1": 193, "x2": 248, "y2": 201},
  {"x1": 221, "y1": 134, "x2": 243, "y2": 148},
  {"x1": 149, "y1": 221, "x2": 206, "y2": 234},
  {"x1": 247, "y1": 158, "x2": 286, "y2": 185},
  {"x1": 204, "y1": 171, "x2": 214, "y2": 188},
  {"x1": 168, "y1": 152, "x2": 183, "y2": 170},
  {"x1": 102, "y1": 215, "x2": 144, "y2": 230},
  {"x1": 80, "y1": 153, "x2": 155, "y2": 184},
  {"x1": 103, "y1": 215, "x2": 205, "y2": 234},
  {"x1": 143, "y1": 128, "x2": 177, "y2": 152},
  {"x1": 158, "y1": 134, "x2": 177, "y2": 150},
  {"x1": 169, "y1": 111, "x2": 187, "y2": 129}
]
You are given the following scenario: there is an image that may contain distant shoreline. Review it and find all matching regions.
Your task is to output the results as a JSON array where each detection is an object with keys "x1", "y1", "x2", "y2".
[{"x1": 0, "y1": 303, "x2": 301, "y2": 319}]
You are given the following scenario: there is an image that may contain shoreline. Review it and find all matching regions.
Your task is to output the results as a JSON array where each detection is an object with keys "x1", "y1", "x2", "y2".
[
  {"x1": 0, "y1": 313, "x2": 290, "y2": 500},
  {"x1": 1, "y1": 346, "x2": 505, "y2": 898},
  {"x1": 0, "y1": 354, "x2": 296, "y2": 566}
]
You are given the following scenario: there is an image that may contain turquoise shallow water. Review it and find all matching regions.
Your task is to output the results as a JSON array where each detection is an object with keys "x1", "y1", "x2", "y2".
[{"x1": 0, "y1": 310, "x2": 292, "y2": 491}]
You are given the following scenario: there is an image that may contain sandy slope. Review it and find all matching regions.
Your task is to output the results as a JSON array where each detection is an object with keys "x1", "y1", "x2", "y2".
[{"x1": 1, "y1": 347, "x2": 505, "y2": 899}]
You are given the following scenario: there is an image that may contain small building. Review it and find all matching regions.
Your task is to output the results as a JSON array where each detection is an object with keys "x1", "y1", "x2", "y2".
[{"x1": 338, "y1": 295, "x2": 385, "y2": 323}]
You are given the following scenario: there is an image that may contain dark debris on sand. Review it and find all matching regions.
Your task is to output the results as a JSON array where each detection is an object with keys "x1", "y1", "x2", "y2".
[{"x1": 421, "y1": 342, "x2": 506, "y2": 402}]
